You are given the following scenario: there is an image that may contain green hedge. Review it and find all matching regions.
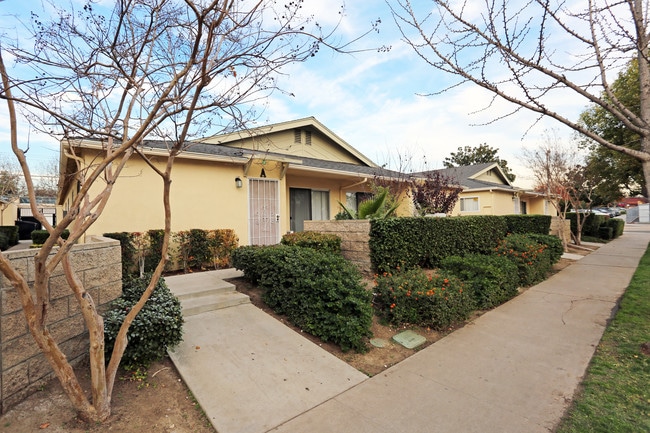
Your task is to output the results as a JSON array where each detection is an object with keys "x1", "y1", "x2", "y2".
[
  {"x1": 0, "y1": 232, "x2": 8, "y2": 251},
  {"x1": 439, "y1": 254, "x2": 519, "y2": 309},
  {"x1": 0, "y1": 226, "x2": 19, "y2": 247},
  {"x1": 374, "y1": 268, "x2": 473, "y2": 330},
  {"x1": 104, "y1": 232, "x2": 139, "y2": 277},
  {"x1": 30, "y1": 229, "x2": 71, "y2": 245},
  {"x1": 281, "y1": 231, "x2": 341, "y2": 254},
  {"x1": 104, "y1": 274, "x2": 183, "y2": 370},
  {"x1": 369, "y1": 216, "x2": 508, "y2": 272},
  {"x1": 607, "y1": 218, "x2": 625, "y2": 239},
  {"x1": 526, "y1": 233, "x2": 564, "y2": 264},
  {"x1": 503, "y1": 214, "x2": 552, "y2": 235},
  {"x1": 233, "y1": 245, "x2": 372, "y2": 352}
]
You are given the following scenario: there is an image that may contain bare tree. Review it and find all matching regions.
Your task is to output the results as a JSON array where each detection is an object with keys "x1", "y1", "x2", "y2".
[
  {"x1": 522, "y1": 131, "x2": 581, "y2": 250},
  {"x1": 389, "y1": 0, "x2": 650, "y2": 192},
  {"x1": 0, "y1": 0, "x2": 371, "y2": 422},
  {"x1": 563, "y1": 164, "x2": 602, "y2": 245}
]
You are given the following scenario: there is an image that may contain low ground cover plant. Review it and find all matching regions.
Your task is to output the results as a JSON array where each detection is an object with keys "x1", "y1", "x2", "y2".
[
  {"x1": 439, "y1": 254, "x2": 519, "y2": 309},
  {"x1": 233, "y1": 245, "x2": 372, "y2": 352},
  {"x1": 104, "y1": 274, "x2": 184, "y2": 371},
  {"x1": 374, "y1": 269, "x2": 473, "y2": 330}
]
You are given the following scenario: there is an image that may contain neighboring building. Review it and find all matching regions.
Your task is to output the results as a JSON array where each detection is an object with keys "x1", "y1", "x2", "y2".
[
  {"x1": 57, "y1": 117, "x2": 402, "y2": 245},
  {"x1": 416, "y1": 163, "x2": 555, "y2": 216}
]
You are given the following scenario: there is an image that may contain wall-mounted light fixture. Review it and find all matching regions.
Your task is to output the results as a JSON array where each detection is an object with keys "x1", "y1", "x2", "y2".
[{"x1": 235, "y1": 177, "x2": 243, "y2": 188}]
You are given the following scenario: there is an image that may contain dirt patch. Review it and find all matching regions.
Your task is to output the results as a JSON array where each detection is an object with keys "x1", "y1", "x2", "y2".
[{"x1": 0, "y1": 358, "x2": 214, "y2": 433}]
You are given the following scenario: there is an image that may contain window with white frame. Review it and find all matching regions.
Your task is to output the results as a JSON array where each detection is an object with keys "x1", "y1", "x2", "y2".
[
  {"x1": 311, "y1": 190, "x2": 330, "y2": 221},
  {"x1": 460, "y1": 197, "x2": 479, "y2": 212}
]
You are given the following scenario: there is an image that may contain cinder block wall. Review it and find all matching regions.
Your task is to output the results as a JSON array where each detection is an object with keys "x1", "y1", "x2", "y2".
[
  {"x1": 0, "y1": 236, "x2": 122, "y2": 413},
  {"x1": 550, "y1": 217, "x2": 571, "y2": 241},
  {"x1": 303, "y1": 220, "x2": 372, "y2": 274}
]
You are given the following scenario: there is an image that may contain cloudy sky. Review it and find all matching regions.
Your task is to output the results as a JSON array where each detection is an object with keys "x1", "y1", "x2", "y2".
[{"x1": 1, "y1": 0, "x2": 599, "y2": 188}]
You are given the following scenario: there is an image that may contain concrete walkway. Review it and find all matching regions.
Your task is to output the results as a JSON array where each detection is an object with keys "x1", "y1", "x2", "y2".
[{"x1": 169, "y1": 225, "x2": 650, "y2": 433}]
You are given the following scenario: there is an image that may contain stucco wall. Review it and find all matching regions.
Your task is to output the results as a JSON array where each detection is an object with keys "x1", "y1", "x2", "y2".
[
  {"x1": 303, "y1": 220, "x2": 372, "y2": 274},
  {"x1": 0, "y1": 236, "x2": 122, "y2": 413}
]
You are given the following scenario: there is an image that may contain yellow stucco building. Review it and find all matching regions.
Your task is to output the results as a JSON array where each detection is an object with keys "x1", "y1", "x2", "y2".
[{"x1": 57, "y1": 118, "x2": 553, "y2": 246}]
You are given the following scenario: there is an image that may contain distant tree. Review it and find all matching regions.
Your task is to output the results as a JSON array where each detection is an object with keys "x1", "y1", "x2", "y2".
[
  {"x1": 443, "y1": 144, "x2": 516, "y2": 182},
  {"x1": 522, "y1": 132, "x2": 575, "y2": 250},
  {"x1": 32, "y1": 158, "x2": 60, "y2": 198},
  {"x1": 411, "y1": 171, "x2": 462, "y2": 216},
  {"x1": 580, "y1": 59, "x2": 646, "y2": 199},
  {"x1": 0, "y1": 157, "x2": 24, "y2": 225}
]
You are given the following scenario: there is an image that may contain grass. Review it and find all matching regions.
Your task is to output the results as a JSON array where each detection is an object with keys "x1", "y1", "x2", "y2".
[{"x1": 555, "y1": 244, "x2": 650, "y2": 433}]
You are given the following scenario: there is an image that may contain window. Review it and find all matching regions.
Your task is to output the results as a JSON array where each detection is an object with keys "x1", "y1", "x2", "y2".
[
  {"x1": 290, "y1": 188, "x2": 330, "y2": 232},
  {"x1": 311, "y1": 190, "x2": 329, "y2": 221},
  {"x1": 294, "y1": 129, "x2": 301, "y2": 143},
  {"x1": 305, "y1": 131, "x2": 312, "y2": 145},
  {"x1": 460, "y1": 197, "x2": 479, "y2": 212}
]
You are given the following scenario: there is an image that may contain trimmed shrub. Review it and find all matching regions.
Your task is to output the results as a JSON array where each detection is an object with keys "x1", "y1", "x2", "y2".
[
  {"x1": 607, "y1": 218, "x2": 625, "y2": 239},
  {"x1": 144, "y1": 229, "x2": 166, "y2": 272},
  {"x1": 494, "y1": 233, "x2": 553, "y2": 286},
  {"x1": 0, "y1": 232, "x2": 8, "y2": 251},
  {"x1": 281, "y1": 231, "x2": 342, "y2": 254},
  {"x1": 235, "y1": 245, "x2": 372, "y2": 352},
  {"x1": 503, "y1": 214, "x2": 552, "y2": 235},
  {"x1": 0, "y1": 225, "x2": 19, "y2": 247},
  {"x1": 104, "y1": 232, "x2": 139, "y2": 277},
  {"x1": 370, "y1": 216, "x2": 508, "y2": 272},
  {"x1": 526, "y1": 233, "x2": 564, "y2": 264},
  {"x1": 231, "y1": 245, "x2": 272, "y2": 285},
  {"x1": 30, "y1": 229, "x2": 71, "y2": 245},
  {"x1": 374, "y1": 268, "x2": 473, "y2": 330},
  {"x1": 598, "y1": 226, "x2": 614, "y2": 240},
  {"x1": 439, "y1": 254, "x2": 519, "y2": 309},
  {"x1": 104, "y1": 274, "x2": 184, "y2": 370}
]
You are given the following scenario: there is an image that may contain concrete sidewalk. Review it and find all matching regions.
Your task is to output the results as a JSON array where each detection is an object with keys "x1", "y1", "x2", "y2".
[{"x1": 271, "y1": 224, "x2": 650, "y2": 433}]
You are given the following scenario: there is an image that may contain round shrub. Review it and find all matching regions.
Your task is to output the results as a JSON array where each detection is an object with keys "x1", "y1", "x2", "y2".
[
  {"x1": 104, "y1": 274, "x2": 184, "y2": 370},
  {"x1": 374, "y1": 268, "x2": 473, "y2": 330},
  {"x1": 439, "y1": 254, "x2": 519, "y2": 309},
  {"x1": 235, "y1": 245, "x2": 372, "y2": 352},
  {"x1": 526, "y1": 233, "x2": 563, "y2": 264},
  {"x1": 494, "y1": 233, "x2": 552, "y2": 286}
]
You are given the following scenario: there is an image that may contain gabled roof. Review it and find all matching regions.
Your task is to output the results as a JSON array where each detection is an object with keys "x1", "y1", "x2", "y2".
[
  {"x1": 414, "y1": 162, "x2": 516, "y2": 192},
  {"x1": 200, "y1": 117, "x2": 378, "y2": 168}
]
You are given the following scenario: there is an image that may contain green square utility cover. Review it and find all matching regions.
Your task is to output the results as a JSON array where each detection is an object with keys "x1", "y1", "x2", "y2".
[{"x1": 392, "y1": 330, "x2": 426, "y2": 349}]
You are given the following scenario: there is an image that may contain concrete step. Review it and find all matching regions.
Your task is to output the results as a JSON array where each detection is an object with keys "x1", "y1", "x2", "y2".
[
  {"x1": 171, "y1": 279, "x2": 236, "y2": 301},
  {"x1": 180, "y1": 290, "x2": 250, "y2": 316},
  {"x1": 164, "y1": 270, "x2": 250, "y2": 316}
]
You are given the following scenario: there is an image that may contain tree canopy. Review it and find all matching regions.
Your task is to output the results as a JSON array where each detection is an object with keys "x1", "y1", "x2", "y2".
[
  {"x1": 443, "y1": 143, "x2": 516, "y2": 182},
  {"x1": 580, "y1": 59, "x2": 646, "y2": 201}
]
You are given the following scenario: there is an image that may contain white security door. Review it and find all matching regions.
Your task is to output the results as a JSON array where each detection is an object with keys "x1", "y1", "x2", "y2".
[{"x1": 249, "y1": 179, "x2": 280, "y2": 245}]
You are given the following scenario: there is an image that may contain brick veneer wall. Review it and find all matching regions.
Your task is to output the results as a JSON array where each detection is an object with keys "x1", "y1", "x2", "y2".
[
  {"x1": 0, "y1": 236, "x2": 122, "y2": 413},
  {"x1": 303, "y1": 220, "x2": 372, "y2": 274}
]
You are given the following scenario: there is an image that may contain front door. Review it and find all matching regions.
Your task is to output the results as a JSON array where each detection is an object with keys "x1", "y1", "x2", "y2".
[{"x1": 249, "y1": 179, "x2": 280, "y2": 245}]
